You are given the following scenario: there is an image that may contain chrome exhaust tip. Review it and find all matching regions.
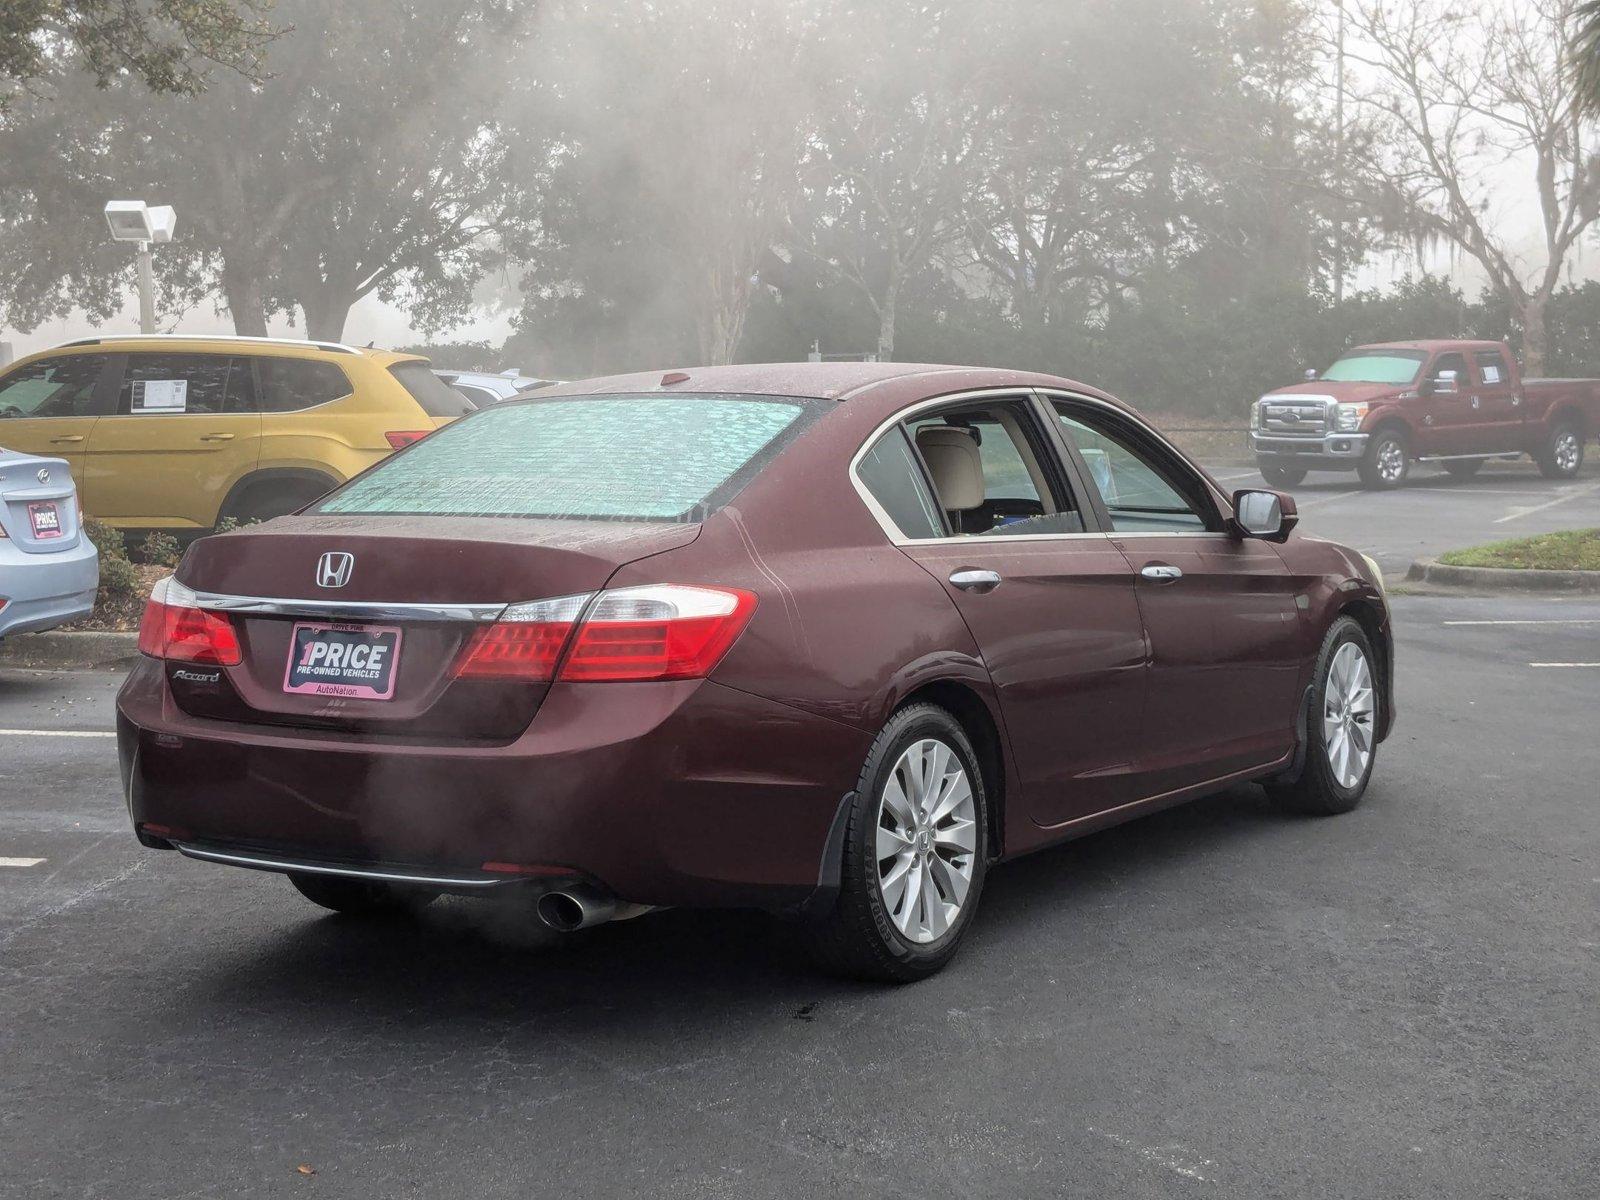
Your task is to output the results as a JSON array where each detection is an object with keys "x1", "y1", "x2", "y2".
[{"x1": 536, "y1": 884, "x2": 617, "y2": 932}]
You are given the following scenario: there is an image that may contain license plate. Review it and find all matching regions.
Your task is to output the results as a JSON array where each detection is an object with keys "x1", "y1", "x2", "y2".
[
  {"x1": 283, "y1": 621, "x2": 403, "y2": 700},
  {"x1": 28, "y1": 501, "x2": 62, "y2": 540}
]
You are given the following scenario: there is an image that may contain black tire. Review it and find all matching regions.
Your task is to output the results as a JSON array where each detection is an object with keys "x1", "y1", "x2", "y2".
[
  {"x1": 803, "y1": 703, "x2": 989, "y2": 983},
  {"x1": 1259, "y1": 461, "x2": 1308, "y2": 488},
  {"x1": 1357, "y1": 427, "x2": 1410, "y2": 489},
  {"x1": 1535, "y1": 422, "x2": 1584, "y2": 480},
  {"x1": 288, "y1": 872, "x2": 438, "y2": 916},
  {"x1": 1441, "y1": 459, "x2": 1483, "y2": 479},
  {"x1": 1265, "y1": 616, "x2": 1380, "y2": 816}
]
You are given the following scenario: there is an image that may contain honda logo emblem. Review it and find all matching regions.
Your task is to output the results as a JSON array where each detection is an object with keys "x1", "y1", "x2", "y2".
[{"x1": 316, "y1": 551, "x2": 354, "y2": 589}]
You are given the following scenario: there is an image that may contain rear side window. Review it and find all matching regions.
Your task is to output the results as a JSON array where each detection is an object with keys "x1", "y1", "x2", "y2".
[
  {"x1": 117, "y1": 353, "x2": 250, "y2": 415},
  {"x1": 857, "y1": 428, "x2": 944, "y2": 539},
  {"x1": 1474, "y1": 350, "x2": 1510, "y2": 385},
  {"x1": 389, "y1": 361, "x2": 476, "y2": 417},
  {"x1": 317, "y1": 394, "x2": 814, "y2": 522},
  {"x1": 0, "y1": 355, "x2": 107, "y2": 418},
  {"x1": 256, "y1": 358, "x2": 352, "y2": 413}
]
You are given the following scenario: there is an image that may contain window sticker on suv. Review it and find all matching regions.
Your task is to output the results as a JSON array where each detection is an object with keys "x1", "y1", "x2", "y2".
[{"x1": 130, "y1": 380, "x2": 188, "y2": 413}]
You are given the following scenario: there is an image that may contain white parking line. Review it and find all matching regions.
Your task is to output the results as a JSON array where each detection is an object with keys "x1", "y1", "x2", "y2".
[
  {"x1": 0, "y1": 729, "x2": 115, "y2": 738},
  {"x1": 1493, "y1": 480, "x2": 1600, "y2": 524},
  {"x1": 0, "y1": 857, "x2": 46, "y2": 868},
  {"x1": 1444, "y1": 619, "x2": 1600, "y2": 626},
  {"x1": 1529, "y1": 662, "x2": 1600, "y2": 668}
]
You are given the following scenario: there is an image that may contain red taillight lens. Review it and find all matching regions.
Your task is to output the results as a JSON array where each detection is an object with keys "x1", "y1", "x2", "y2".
[
  {"x1": 558, "y1": 585, "x2": 756, "y2": 682},
  {"x1": 384, "y1": 430, "x2": 432, "y2": 450},
  {"x1": 137, "y1": 577, "x2": 242, "y2": 666},
  {"x1": 455, "y1": 593, "x2": 589, "y2": 680}
]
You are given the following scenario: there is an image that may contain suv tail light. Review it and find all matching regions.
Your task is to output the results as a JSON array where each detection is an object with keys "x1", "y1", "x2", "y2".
[
  {"x1": 384, "y1": 430, "x2": 432, "y2": 450},
  {"x1": 137, "y1": 577, "x2": 242, "y2": 666},
  {"x1": 455, "y1": 585, "x2": 757, "y2": 683}
]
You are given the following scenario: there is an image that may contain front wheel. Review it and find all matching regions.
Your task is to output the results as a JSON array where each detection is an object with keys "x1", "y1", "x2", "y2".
[
  {"x1": 803, "y1": 703, "x2": 988, "y2": 983},
  {"x1": 1536, "y1": 423, "x2": 1584, "y2": 480},
  {"x1": 1259, "y1": 461, "x2": 1308, "y2": 488},
  {"x1": 1266, "y1": 616, "x2": 1380, "y2": 816},
  {"x1": 289, "y1": 872, "x2": 438, "y2": 917},
  {"x1": 1357, "y1": 429, "x2": 1409, "y2": 489}
]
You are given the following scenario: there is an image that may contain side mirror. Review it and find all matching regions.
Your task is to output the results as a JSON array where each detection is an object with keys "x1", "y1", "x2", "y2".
[
  {"x1": 1423, "y1": 368, "x2": 1459, "y2": 396},
  {"x1": 1231, "y1": 488, "x2": 1298, "y2": 543},
  {"x1": 1303, "y1": 367, "x2": 1318, "y2": 381}
]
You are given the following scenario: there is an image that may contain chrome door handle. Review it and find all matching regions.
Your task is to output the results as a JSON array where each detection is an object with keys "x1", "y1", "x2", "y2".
[
  {"x1": 949, "y1": 569, "x2": 1002, "y2": 593},
  {"x1": 199, "y1": 432, "x2": 236, "y2": 442},
  {"x1": 1140, "y1": 564, "x2": 1183, "y2": 583},
  {"x1": 50, "y1": 435, "x2": 85, "y2": 443}
]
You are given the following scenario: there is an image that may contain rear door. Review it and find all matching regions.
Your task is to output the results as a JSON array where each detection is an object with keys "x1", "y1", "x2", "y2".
[
  {"x1": 1048, "y1": 394, "x2": 1303, "y2": 795},
  {"x1": 1468, "y1": 348, "x2": 1522, "y2": 451},
  {"x1": 0, "y1": 353, "x2": 118, "y2": 485},
  {"x1": 84, "y1": 352, "x2": 261, "y2": 529},
  {"x1": 864, "y1": 393, "x2": 1150, "y2": 827}
]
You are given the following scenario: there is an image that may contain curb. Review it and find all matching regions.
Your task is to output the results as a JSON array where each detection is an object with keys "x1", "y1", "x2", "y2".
[
  {"x1": 1406, "y1": 557, "x2": 1600, "y2": 594},
  {"x1": 0, "y1": 631, "x2": 140, "y2": 670}
]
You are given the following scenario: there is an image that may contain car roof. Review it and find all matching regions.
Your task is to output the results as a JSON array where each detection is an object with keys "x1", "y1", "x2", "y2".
[
  {"x1": 31, "y1": 334, "x2": 423, "y2": 366},
  {"x1": 537, "y1": 361, "x2": 1119, "y2": 411},
  {"x1": 1350, "y1": 340, "x2": 1507, "y2": 355}
]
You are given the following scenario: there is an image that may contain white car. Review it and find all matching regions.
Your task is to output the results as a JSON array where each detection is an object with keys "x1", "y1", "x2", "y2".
[
  {"x1": 0, "y1": 449, "x2": 98, "y2": 640},
  {"x1": 432, "y1": 369, "x2": 561, "y2": 407}
]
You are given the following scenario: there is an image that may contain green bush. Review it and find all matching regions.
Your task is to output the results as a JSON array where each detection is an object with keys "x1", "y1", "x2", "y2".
[
  {"x1": 81, "y1": 516, "x2": 127, "y2": 563},
  {"x1": 137, "y1": 530, "x2": 181, "y2": 567},
  {"x1": 96, "y1": 554, "x2": 143, "y2": 605}
]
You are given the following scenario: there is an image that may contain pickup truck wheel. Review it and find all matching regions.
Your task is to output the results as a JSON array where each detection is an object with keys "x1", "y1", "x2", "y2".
[
  {"x1": 1357, "y1": 429, "x2": 1409, "y2": 489},
  {"x1": 1266, "y1": 616, "x2": 1379, "y2": 817},
  {"x1": 1441, "y1": 459, "x2": 1483, "y2": 479},
  {"x1": 1536, "y1": 423, "x2": 1584, "y2": 480},
  {"x1": 288, "y1": 873, "x2": 438, "y2": 917},
  {"x1": 1259, "y1": 462, "x2": 1307, "y2": 487}
]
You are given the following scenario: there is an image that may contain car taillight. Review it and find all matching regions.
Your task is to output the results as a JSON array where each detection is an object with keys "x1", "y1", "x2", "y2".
[
  {"x1": 455, "y1": 593, "x2": 590, "y2": 680},
  {"x1": 455, "y1": 585, "x2": 756, "y2": 683},
  {"x1": 137, "y1": 576, "x2": 242, "y2": 666},
  {"x1": 384, "y1": 430, "x2": 432, "y2": 450}
]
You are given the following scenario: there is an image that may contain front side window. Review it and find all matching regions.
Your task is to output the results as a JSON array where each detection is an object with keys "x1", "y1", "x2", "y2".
[
  {"x1": 1320, "y1": 351, "x2": 1427, "y2": 385},
  {"x1": 1430, "y1": 352, "x2": 1468, "y2": 384},
  {"x1": 1054, "y1": 404, "x2": 1213, "y2": 533},
  {"x1": 0, "y1": 355, "x2": 106, "y2": 419},
  {"x1": 257, "y1": 358, "x2": 353, "y2": 413},
  {"x1": 116, "y1": 353, "x2": 249, "y2": 415},
  {"x1": 317, "y1": 393, "x2": 814, "y2": 522},
  {"x1": 857, "y1": 428, "x2": 944, "y2": 539}
]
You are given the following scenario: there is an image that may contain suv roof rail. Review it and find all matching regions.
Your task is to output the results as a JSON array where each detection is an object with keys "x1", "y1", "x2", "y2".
[{"x1": 53, "y1": 333, "x2": 365, "y2": 356}]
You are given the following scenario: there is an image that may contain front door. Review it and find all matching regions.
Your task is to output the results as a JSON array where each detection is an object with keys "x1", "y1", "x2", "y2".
[
  {"x1": 857, "y1": 395, "x2": 1149, "y2": 827},
  {"x1": 84, "y1": 352, "x2": 261, "y2": 529},
  {"x1": 0, "y1": 353, "x2": 118, "y2": 485},
  {"x1": 1416, "y1": 350, "x2": 1476, "y2": 455},
  {"x1": 1050, "y1": 396, "x2": 1304, "y2": 795}
]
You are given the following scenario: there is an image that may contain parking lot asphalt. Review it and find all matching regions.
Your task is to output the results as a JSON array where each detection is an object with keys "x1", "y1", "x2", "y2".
[{"x1": 1, "y1": 460, "x2": 1597, "y2": 1198}]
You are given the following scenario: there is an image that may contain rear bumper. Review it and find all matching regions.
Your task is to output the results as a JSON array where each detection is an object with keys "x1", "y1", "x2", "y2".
[
  {"x1": 1252, "y1": 432, "x2": 1369, "y2": 467},
  {"x1": 116, "y1": 658, "x2": 872, "y2": 911},
  {"x1": 0, "y1": 537, "x2": 98, "y2": 639}
]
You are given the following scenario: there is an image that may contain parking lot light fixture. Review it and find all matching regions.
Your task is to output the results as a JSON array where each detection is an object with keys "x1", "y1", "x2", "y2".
[{"x1": 103, "y1": 201, "x2": 177, "y2": 334}]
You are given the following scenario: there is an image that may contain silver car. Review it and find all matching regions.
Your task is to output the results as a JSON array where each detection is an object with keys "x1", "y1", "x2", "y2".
[
  {"x1": 0, "y1": 449, "x2": 98, "y2": 640},
  {"x1": 433, "y1": 369, "x2": 562, "y2": 407}
]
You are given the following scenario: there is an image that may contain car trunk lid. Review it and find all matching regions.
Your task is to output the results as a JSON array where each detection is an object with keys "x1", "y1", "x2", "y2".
[{"x1": 0, "y1": 451, "x2": 83, "y2": 553}]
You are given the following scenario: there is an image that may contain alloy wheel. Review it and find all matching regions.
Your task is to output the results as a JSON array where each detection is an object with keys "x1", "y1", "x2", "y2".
[
  {"x1": 1554, "y1": 431, "x2": 1580, "y2": 473},
  {"x1": 875, "y1": 738, "x2": 978, "y2": 944},
  {"x1": 1322, "y1": 642, "x2": 1376, "y2": 790},
  {"x1": 1378, "y1": 439, "x2": 1406, "y2": 483}
]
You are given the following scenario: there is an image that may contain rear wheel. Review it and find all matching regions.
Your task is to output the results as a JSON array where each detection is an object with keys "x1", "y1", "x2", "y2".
[
  {"x1": 1357, "y1": 428, "x2": 1409, "y2": 489},
  {"x1": 803, "y1": 703, "x2": 988, "y2": 983},
  {"x1": 1266, "y1": 616, "x2": 1379, "y2": 816},
  {"x1": 1536, "y1": 423, "x2": 1584, "y2": 480},
  {"x1": 288, "y1": 872, "x2": 438, "y2": 917},
  {"x1": 1441, "y1": 459, "x2": 1483, "y2": 480},
  {"x1": 1259, "y1": 461, "x2": 1308, "y2": 488}
]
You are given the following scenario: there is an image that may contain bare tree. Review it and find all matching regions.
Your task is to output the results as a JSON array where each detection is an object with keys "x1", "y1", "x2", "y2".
[{"x1": 1348, "y1": 0, "x2": 1600, "y2": 374}]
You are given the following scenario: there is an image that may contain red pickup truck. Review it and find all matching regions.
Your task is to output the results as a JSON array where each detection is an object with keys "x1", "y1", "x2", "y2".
[{"x1": 1251, "y1": 339, "x2": 1600, "y2": 489}]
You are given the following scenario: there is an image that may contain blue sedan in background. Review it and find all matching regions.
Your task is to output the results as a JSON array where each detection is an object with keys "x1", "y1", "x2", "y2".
[{"x1": 0, "y1": 449, "x2": 98, "y2": 640}]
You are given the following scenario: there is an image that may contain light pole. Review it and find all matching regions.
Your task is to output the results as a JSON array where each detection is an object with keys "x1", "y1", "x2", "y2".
[
  {"x1": 103, "y1": 201, "x2": 177, "y2": 334},
  {"x1": 1333, "y1": 0, "x2": 1346, "y2": 306}
]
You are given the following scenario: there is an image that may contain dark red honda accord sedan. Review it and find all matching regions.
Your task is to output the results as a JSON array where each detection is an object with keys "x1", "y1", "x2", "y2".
[{"x1": 118, "y1": 362, "x2": 1393, "y2": 981}]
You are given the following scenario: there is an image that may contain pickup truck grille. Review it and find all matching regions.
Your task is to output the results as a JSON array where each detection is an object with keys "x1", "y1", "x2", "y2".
[{"x1": 1259, "y1": 398, "x2": 1332, "y2": 437}]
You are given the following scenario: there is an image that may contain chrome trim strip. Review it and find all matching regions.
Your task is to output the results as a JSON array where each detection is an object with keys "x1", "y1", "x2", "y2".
[
  {"x1": 191, "y1": 591, "x2": 505, "y2": 622},
  {"x1": 173, "y1": 842, "x2": 512, "y2": 888}
]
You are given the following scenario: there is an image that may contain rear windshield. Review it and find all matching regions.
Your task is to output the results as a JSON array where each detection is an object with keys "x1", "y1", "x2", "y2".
[
  {"x1": 389, "y1": 361, "x2": 477, "y2": 417},
  {"x1": 1320, "y1": 351, "x2": 1427, "y2": 384},
  {"x1": 316, "y1": 393, "x2": 815, "y2": 522}
]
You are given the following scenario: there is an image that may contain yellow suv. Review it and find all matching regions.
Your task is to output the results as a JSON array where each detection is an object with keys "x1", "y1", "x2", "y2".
[{"x1": 0, "y1": 335, "x2": 472, "y2": 534}]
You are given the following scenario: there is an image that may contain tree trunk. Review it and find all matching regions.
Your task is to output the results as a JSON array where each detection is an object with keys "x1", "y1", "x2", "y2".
[
  {"x1": 301, "y1": 287, "x2": 355, "y2": 343},
  {"x1": 1520, "y1": 294, "x2": 1548, "y2": 377},
  {"x1": 877, "y1": 275, "x2": 899, "y2": 362},
  {"x1": 221, "y1": 260, "x2": 269, "y2": 337}
]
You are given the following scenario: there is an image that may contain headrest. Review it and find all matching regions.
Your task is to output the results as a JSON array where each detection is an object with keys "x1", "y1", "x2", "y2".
[{"x1": 916, "y1": 425, "x2": 984, "y2": 511}]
